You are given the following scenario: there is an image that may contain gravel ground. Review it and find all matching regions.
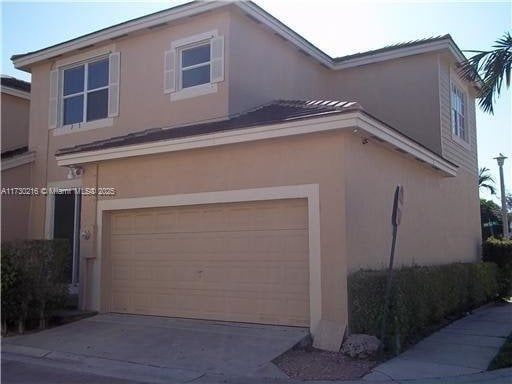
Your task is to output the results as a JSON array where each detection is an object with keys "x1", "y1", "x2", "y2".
[{"x1": 273, "y1": 348, "x2": 377, "y2": 381}]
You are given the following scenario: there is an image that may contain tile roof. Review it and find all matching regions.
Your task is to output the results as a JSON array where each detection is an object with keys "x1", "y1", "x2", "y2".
[
  {"x1": 57, "y1": 100, "x2": 362, "y2": 155},
  {"x1": 334, "y1": 35, "x2": 452, "y2": 62},
  {"x1": 1, "y1": 75, "x2": 31, "y2": 92},
  {"x1": 1, "y1": 146, "x2": 29, "y2": 160}
]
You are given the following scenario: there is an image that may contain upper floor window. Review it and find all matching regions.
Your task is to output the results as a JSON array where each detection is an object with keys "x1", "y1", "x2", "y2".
[
  {"x1": 48, "y1": 51, "x2": 120, "y2": 131},
  {"x1": 164, "y1": 31, "x2": 224, "y2": 101},
  {"x1": 62, "y1": 58, "x2": 109, "y2": 125},
  {"x1": 451, "y1": 83, "x2": 466, "y2": 142},
  {"x1": 180, "y1": 43, "x2": 211, "y2": 89}
]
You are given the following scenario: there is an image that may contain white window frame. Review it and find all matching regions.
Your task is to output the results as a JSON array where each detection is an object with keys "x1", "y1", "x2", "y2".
[
  {"x1": 178, "y1": 41, "x2": 212, "y2": 90},
  {"x1": 170, "y1": 30, "x2": 219, "y2": 101},
  {"x1": 60, "y1": 57, "x2": 110, "y2": 128},
  {"x1": 450, "y1": 75, "x2": 470, "y2": 149}
]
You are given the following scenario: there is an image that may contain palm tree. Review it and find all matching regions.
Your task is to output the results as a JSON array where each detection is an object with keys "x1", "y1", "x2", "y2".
[
  {"x1": 479, "y1": 167, "x2": 497, "y2": 195},
  {"x1": 460, "y1": 32, "x2": 512, "y2": 114}
]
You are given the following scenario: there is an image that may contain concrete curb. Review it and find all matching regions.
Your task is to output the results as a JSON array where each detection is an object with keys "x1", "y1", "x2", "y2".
[
  {"x1": 2, "y1": 345, "x2": 203, "y2": 384},
  {"x1": 3, "y1": 346, "x2": 512, "y2": 384}
]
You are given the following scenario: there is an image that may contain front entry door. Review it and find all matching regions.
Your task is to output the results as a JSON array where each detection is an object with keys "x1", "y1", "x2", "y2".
[{"x1": 53, "y1": 191, "x2": 81, "y2": 286}]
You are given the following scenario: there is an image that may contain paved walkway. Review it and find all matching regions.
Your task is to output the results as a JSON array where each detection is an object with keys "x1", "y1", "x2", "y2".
[
  {"x1": 364, "y1": 303, "x2": 512, "y2": 382},
  {"x1": 2, "y1": 304, "x2": 511, "y2": 384}
]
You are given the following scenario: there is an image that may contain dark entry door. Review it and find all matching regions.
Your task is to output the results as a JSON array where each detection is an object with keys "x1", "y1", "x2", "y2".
[{"x1": 53, "y1": 191, "x2": 80, "y2": 284}]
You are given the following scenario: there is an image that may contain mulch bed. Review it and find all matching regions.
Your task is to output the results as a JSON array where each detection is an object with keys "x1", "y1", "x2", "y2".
[{"x1": 273, "y1": 347, "x2": 377, "y2": 381}]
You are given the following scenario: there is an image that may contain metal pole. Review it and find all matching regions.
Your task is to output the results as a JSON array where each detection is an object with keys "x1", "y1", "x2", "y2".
[
  {"x1": 379, "y1": 186, "x2": 402, "y2": 352},
  {"x1": 495, "y1": 154, "x2": 509, "y2": 239}
]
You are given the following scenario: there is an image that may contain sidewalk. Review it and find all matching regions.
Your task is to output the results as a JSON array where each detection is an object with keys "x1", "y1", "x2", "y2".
[
  {"x1": 2, "y1": 303, "x2": 511, "y2": 384},
  {"x1": 364, "y1": 303, "x2": 512, "y2": 381}
]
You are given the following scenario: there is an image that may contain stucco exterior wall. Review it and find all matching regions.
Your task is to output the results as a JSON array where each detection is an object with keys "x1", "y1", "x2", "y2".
[
  {"x1": 327, "y1": 53, "x2": 443, "y2": 155},
  {"x1": 1, "y1": 164, "x2": 32, "y2": 241},
  {"x1": 343, "y1": 133, "x2": 481, "y2": 272},
  {"x1": 79, "y1": 132, "x2": 348, "y2": 329},
  {"x1": 1, "y1": 93, "x2": 30, "y2": 152},
  {"x1": 26, "y1": 9, "x2": 232, "y2": 238},
  {"x1": 227, "y1": 10, "x2": 330, "y2": 115}
]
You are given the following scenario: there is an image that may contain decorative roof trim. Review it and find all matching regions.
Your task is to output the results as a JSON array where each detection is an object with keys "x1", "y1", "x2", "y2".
[
  {"x1": 1, "y1": 86, "x2": 30, "y2": 100},
  {"x1": 332, "y1": 40, "x2": 466, "y2": 70},
  {"x1": 1, "y1": 151, "x2": 36, "y2": 171},
  {"x1": 56, "y1": 111, "x2": 457, "y2": 177},
  {"x1": 12, "y1": 1, "x2": 224, "y2": 70},
  {"x1": 12, "y1": 1, "x2": 466, "y2": 73}
]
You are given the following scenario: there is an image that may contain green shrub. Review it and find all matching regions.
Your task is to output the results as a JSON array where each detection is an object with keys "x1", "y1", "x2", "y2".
[
  {"x1": 348, "y1": 262, "x2": 498, "y2": 353},
  {"x1": 1, "y1": 240, "x2": 70, "y2": 334},
  {"x1": 482, "y1": 237, "x2": 512, "y2": 298}
]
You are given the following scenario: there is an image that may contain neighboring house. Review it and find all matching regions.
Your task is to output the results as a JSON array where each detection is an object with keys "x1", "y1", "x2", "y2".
[
  {"x1": 1, "y1": 75, "x2": 34, "y2": 241},
  {"x1": 11, "y1": 1, "x2": 481, "y2": 350}
]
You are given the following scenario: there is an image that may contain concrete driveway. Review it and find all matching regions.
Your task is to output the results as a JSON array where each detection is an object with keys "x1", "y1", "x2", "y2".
[{"x1": 2, "y1": 314, "x2": 308, "y2": 383}]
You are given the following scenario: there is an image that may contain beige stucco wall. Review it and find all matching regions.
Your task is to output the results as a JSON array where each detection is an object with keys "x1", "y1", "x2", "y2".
[
  {"x1": 227, "y1": 10, "x2": 329, "y2": 115},
  {"x1": 76, "y1": 128, "x2": 481, "y2": 334},
  {"x1": 327, "y1": 53, "x2": 443, "y2": 155},
  {"x1": 79, "y1": 131, "x2": 348, "y2": 328},
  {"x1": 22, "y1": 6, "x2": 481, "y2": 281},
  {"x1": 343, "y1": 133, "x2": 481, "y2": 272},
  {"x1": 26, "y1": 9, "x2": 233, "y2": 238},
  {"x1": 1, "y1": 92, "x2": 30, "y2": 152},
  {"x1": 1, "y1": 164, "x2": 32, "y2": 241}
]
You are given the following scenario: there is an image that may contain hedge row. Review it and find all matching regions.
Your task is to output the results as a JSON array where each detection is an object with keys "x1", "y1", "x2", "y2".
[
  {"x1": 1, "y1": 240, "x2": 70, "y2": 334},
  {"x1": 482, "y1": 237, "x2": 512, "y2": 298},
  {"x1": 348, "y1": 262, "x2": 498, "y2": 353}
]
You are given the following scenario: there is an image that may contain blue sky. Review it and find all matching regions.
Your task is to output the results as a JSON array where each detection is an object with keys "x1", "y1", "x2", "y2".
[{"x1": 2, "y1": 0, "x2": 511, "y2": 201}]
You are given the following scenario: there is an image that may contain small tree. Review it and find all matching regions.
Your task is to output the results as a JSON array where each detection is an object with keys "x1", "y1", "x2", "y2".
[
  {"x1": 479, "y1": 167, "x2": 497, "y2": 195},
  {"x1": 481, "y1": 199, "x2": 502, "y2": 240}
]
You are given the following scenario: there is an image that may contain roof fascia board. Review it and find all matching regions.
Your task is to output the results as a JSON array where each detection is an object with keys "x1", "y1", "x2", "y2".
[
  {"x1": 56, "y1": 113, "x2": 358, "y2": 165},
  {"x1": 356, "y1": 113, "x2": 457, "y2": 176},
  {"x1": 12, "y1": 1, "x2": 225, "y2": 70},
  {"x1": 1, "y1": 86, "x2": 30, "y2": 100},
  {"x1": 235, "y1": 1, "x2": 333, "y2": 68},
  {"x1": 56, "y1": 112, "x2": 456, "y2": 176},
  {"x1": 333, "y1": 40, "x2": 465, "y2": 70},
  {"x1": 13, "y1": 0, "x2": 465, "y2": 74},
  {"x1": 1, "y1": 151, "x2": 36, "y2": 171}
]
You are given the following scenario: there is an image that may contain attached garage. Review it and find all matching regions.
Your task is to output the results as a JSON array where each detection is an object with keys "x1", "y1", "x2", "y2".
[{"x1": 102, "y1": 198, "x2": 310, "y2": 326}]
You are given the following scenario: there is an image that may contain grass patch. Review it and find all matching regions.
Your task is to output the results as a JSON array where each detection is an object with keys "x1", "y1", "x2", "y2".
[{"x1": 488, "y1": 332, "x2": 512, "y2": 370}]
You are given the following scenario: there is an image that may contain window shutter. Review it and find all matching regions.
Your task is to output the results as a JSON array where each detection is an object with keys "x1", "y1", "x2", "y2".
[
  {"x1": 48, "y1": 69, "x2": 59, "y2": 128},
  {"x1": 164, "y1": 49, "x2": 176, "y2": 94},
  {"x1": 210, "y1": 36, "x2": 224, "y2": 83},
  {"x1": 108, "y1": 52, "x2": 120, "y2": 117}
]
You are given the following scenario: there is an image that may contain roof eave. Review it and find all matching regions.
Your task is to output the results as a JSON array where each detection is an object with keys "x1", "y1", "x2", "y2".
[
  {"x1": 55, "y1": 110, "x2": 457, "y2": 177},
  {"x1": 12, "y1": 1, "x2": 226, "y2": 71},
  {"x1": 333, "y1": 39, "x2": 465, "y2": 70}
]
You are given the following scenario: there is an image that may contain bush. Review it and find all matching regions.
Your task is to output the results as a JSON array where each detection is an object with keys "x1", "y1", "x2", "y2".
[
  {"x1": 1, "y1": 240, "x2": 70, "y2": 334},
  {"x1": 348, "y1": 262, "x2": 498, "y2": 353},
  {"x1": 482, "y1": 237, "x2": 512, "y2": 298}
]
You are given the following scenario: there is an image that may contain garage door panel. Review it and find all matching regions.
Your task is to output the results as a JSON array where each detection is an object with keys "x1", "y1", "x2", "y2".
[
  {"x1": 117, "y1": 231, "x2": 308, "y2": 262},
  {"x1": 106, "y1": 199, "x2": 309, "y2": 326}
]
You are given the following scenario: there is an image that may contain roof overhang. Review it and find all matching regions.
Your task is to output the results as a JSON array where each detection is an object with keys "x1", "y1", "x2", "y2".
[
  {"x1": 56, "y1": 111, "x2": 457, "y2": 177},
  {"x1": 1, "y1": 86, "x2": 30, "y2": 100},
  {"x1": 333, "y1": 39, "x2": 466, "y2": 70},
  {"x1": 1, "y1": 151, "x2": 36, "y2": 171},
  {"x1": 12, "y1": 1, "x2": 467, "y2": 74}
]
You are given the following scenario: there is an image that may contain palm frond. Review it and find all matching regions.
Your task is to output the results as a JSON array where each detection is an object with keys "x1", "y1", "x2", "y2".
[{"x1": 460, "y1": 32, "x2": 512, "y2": 114}]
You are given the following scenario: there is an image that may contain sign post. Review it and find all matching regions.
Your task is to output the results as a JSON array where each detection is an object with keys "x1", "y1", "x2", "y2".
[{"x1": 379, "y1": 185, "x2": 404, "y2": 353}]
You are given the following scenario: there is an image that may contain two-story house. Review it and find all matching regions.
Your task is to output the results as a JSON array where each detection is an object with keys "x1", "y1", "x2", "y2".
[
  {"x1": 11, "y1": 1, "x2": 481, "y2": 350},
  {"x1": 1, "y1": 75, "x2": 34, "y2": 242}
]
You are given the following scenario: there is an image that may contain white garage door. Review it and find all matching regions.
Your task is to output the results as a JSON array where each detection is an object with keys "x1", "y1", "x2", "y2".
[{"x1": 105, "y1": 199, "x2": 309, "y2": 326}]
